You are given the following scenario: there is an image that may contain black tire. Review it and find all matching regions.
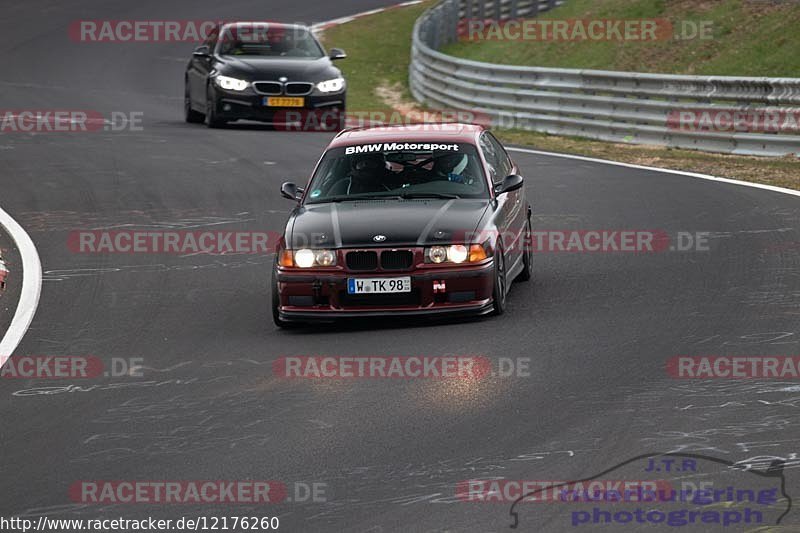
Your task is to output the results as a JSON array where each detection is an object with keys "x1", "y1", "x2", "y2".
[
  {"x1": 204, "y1": 86, "x2": 226, "y2": 128},
  {"x1": 184, "y1": 81, "x2": 204, "y2": 124},
  {"x1": 516, "y1": 217, "x2": 533, "y2": 282},
  {"x1": 492, "y1": 248, "x2": 507, "y2": 315}
]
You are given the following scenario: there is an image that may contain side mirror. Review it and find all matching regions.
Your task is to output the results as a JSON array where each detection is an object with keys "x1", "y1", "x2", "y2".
[
  {"x1": 193, "y1": 45, "x2": 211, "y2": 58},
  {"x1": 281, "y1": 182, "x2": 304, "y2": 201},
  {"x1": 494, "y1": 174, "x2": 524, "y2": 195},
  {"x1": 329, "y1": 48, "x2": 347, "y2": 60}
]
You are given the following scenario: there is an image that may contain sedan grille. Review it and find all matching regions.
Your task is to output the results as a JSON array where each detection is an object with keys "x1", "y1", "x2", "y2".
[
  {"x1": 285, "y1": 82, "x2": 314, "y2": 96},
  {"x1": 253, "y1": 82, "x2": 282, "y2": 95},
  {"x1": 380, "y1": 250, "x2": 413, "y2": 270},
  {"x1": 346, "y1": 251, "x2": 378, "y2": 271}
]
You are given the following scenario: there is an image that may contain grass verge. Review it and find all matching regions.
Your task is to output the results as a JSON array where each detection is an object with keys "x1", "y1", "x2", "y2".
[
  {"x1": 442, "y1": 0, "x2": 800, "y2": 76},
  {"x1": 320, "y1": 1, "x2": 800, "y2": 190}
]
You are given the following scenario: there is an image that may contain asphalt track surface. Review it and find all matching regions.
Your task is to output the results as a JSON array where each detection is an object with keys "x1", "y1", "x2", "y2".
[{"x1": 1, "y1": 1, "x2": 800, "y2": 532}]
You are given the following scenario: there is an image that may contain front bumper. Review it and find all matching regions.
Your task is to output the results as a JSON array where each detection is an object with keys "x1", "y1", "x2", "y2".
[
  {"x1": 275, "y1": 260, "x2": 496, "y2": 322},
  {"x1": 211, "y1": 85, "x2": 345, "y2": 125}
]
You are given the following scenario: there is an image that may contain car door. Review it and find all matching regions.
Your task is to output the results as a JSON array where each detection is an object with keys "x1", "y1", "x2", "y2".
[
  {"x1": 482, "y1": 132, "x2": 526, "y2": 271},
  {"x1": 188, "y1": 27, "x2": 218, "y2": 107}
]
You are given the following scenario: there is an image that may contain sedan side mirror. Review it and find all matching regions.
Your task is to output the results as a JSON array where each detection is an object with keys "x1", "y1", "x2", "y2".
[
  {"x1": 192, "y1": 45, "x2": 211, "y2": 57},
  {"x1": 281, "y1": 182, "x2": 304, "y2": 201},
  {"x1": 494, "y1": 174, "x2": 524, "y2": 195},
  {"x1": 329, "y1": 48, "x2": 347, "y2": 60}
]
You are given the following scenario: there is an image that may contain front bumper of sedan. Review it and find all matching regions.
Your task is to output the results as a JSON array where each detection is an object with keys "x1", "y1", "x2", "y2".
[
  {"x1": 274, "y1": 249, "x2": 496, "y2": 322},
  {"x1": 210, "y1": 84, "x2": 345, "y2": 127}
]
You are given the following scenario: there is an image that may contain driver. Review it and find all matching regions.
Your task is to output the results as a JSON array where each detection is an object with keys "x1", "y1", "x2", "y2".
[
  {"x1": 432, "y1": 152, "x2": 469, "y2": 183},
  {"x1": 347, "y1": 153, "x2": 393, "y2": 194}
]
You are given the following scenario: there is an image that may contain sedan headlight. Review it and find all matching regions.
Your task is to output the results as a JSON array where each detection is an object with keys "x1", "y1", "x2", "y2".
[
  {"x1": 425, "y1": 244, "x2": 488, "y2": 264},
  {"x1": 283, "y1": 248, "x2": 337, "y2": 268},
  {"x1": 316, "y1": 77, "x2": 345, "y2": 93},
  {"x1": 214, "y1": 75, "x2": 249, "y2": 91}
]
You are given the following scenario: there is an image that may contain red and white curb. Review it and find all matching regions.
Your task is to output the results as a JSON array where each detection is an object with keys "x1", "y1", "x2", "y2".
[
  {"x1": 0, "y1": 206, "x2": 42, "y2": 368},
  {"x1": 311, "y1": 1, "x2": 423, "y2": 34}
]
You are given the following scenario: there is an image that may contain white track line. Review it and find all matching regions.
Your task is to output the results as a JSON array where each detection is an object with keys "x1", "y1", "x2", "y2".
[
  {"x1": 311, "y1": 1, "x2": 422, "y2": 33},
  {"x1": 0, "y1": 206, "x2": 42, "y2": 366},
  {"x1": 507, "y1": 146, "x2": 800, "y2": 199}
]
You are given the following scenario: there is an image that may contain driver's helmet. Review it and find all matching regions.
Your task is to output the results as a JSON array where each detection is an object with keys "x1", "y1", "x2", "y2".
[
  {"x1": 432, "y1": 152, "x2": 468, "y2": 179},
  {"x1": 350, "y1": 153, "x2": 387, "y2": 181},
  {"x1": 348, "y1": 153, "x2": 389, "y2": 194}
]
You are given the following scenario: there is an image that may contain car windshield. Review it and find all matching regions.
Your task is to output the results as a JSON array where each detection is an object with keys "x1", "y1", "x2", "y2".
[
  {"x1": 217, "y1": 25, "x2": 324, "y2": 59},
  {"x1": 305, "y1": 142, "x2": 489, "y2": 203}
]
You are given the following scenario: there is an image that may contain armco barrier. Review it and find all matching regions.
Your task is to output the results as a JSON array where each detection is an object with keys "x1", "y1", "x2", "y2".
[{"x1": 409, "y1": 0, "x2": 800, "y2": 156}]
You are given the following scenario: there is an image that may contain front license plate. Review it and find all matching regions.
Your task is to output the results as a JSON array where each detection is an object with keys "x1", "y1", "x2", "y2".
[
  {"x1": 265, "y1": 97, "x2": 305, "y2": 107},
  {"x1": 347, "y1": 277, "x2": 411, "y2": 295}
]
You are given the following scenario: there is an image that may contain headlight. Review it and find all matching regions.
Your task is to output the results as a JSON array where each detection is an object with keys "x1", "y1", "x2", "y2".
[
  {"x1": 315, "y1": 249, "x2": 336, "y2": 266},
  {"x1": 214, "y1": 75, "x2": 249, "y2": 91},
  {"x1": 316, "y1": 77, "x2": 345, "y2": 93},
  {"x1": 425, "y1": 243, "x2": 489, "y2": 264},
  {"x1": 294, "y1": 249, "x2": 316, "y2": 268},
  {"x1": 448, "y1": 245, "x2": 468, "y2": 263},
  {"x1": 287, "y1": 249, "x2": 337, "y2": 268},
  {"x1": 427, "y1": 246, "x2": 447, "y2": 264}
]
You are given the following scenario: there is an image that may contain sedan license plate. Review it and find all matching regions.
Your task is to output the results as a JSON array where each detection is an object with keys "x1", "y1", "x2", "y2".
[
  {"x1": 347, "y1": 277, "x2": 411, "y2": 295},
  {"x1": 265, "y1": 97, "x2": 305, "y2": 107}
]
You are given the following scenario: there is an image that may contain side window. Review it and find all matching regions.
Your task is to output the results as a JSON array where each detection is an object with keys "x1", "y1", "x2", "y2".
[
  {"x1": 487, "y1": 133, "x2": 513, "y2": 178},
  {"x1": 479, "y1": 133, "x2": 500, "y2": 183}
]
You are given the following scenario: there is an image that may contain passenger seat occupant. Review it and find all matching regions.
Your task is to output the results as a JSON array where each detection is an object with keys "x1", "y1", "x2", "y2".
[{"x1": 432, "y1": 153, "x2": 469, "y2": 183}]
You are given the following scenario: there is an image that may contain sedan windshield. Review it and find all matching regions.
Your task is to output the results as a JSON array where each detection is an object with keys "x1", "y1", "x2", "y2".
[
  {"x1": 305, "y1": 143, "x2": 489, "y2": 203},
  {"x1": 217, "y1": 25, "x2": 324, "y2": 59}
]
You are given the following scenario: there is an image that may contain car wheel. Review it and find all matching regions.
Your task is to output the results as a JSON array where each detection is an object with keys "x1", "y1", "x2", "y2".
[
  {"x1": 205, "y1": 86, "x2": 226, "y2": 128},
  {"x1": 492, "y1": 247, "x2": 507, "y2": 315},
  {"x1": 516, "y1": 217, "x2": 533, "y2": 282},
  {"x1": 184, "y1": 81, "x2": 204, "y2": 124}
]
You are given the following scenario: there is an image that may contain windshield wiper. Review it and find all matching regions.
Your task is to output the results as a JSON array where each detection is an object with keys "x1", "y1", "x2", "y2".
[
  {"x1": 316, "y1": 194, "x2": 402, "y2": 203},
  {"x1": 399, "y1": 192, "x2": 460, "y2": 199}
]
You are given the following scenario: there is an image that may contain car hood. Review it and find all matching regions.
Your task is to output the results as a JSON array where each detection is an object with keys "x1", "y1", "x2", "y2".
[
  {"x1": 288, "y1": 199, "x2": 491, "y2": 249},
  {"x1": 216, "y1": 56, "x2": 339, "y2": 81}
]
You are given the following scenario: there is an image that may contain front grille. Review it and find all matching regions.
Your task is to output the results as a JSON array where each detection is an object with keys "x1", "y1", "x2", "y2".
[
  {"x1": 253, "y1": 82, "x2": 282, "y2": 95},
  {"x1": 346, "y1": 251, "x2": 378, "y2": 271},
  {"x1": 285, "y1": 82, "x2": 314, "y2": 95},
  {"x1": 340, "y1": 289, "x2": 420, "y2": 307},
  {"x1": 380, "y1": 250, "x2": 413, "y2": 270}
]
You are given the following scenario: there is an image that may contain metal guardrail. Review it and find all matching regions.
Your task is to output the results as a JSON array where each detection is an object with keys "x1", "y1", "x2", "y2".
[{"x1": 410, "y1": 0, "x2": 800, "y2": 156}]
